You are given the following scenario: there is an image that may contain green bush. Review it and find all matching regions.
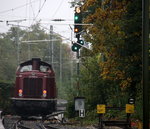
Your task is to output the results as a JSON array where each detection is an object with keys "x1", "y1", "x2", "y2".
[{"x1": 0, "y1": 80, "x2": 14, "y2": 114}]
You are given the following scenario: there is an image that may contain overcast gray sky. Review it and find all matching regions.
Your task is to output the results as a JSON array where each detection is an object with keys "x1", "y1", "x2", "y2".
[{"x1": 0, "y1": 0, "x2": 74, "y2": 41}]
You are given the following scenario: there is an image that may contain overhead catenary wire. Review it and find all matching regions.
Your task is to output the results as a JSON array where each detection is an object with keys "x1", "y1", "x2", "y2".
[
  {"x1": 0, "y1": 0, "x2": 75, "y2": 41},
  {"x1": 0, "y1": 0, "x2": 74, "y2": 43},
  {"x1": 21, "y1": 39, "x2": 61, "y2": 43},
  {"x1": 27, "y1": 0, "x2": 46, "y2": 55},
  {"x1": 51, "y1": 0, "x2": 65, "y2": 18},
  {"x1": 25, "y1": 0, "x2": 28, "y2": 18},
  {"x1": 5, "y1": 22, "x2": 72, "y2": 47},
  {"x1": 32, "y1": 0, "x2": 47, "y2": 23},
  {"x1": 0, "y1": 0, "x2": 41, "y2": 14},
  {"x1": 5, "y1": 21, "x2": 72, "y2": 42},
  {"x1": 39, "y1": 24, "x2": 72, "y2": 42},
  {"x1": 30, "y1": 0, "x2": 35, "y2": 18}
]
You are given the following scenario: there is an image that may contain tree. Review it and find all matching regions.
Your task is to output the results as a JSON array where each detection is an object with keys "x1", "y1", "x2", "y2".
[{"x1": 75, "y1": 0, "x2": 142, "y2": 119}]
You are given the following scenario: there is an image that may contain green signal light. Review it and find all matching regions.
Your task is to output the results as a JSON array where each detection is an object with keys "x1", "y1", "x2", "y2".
[
  {"x1": 78, "y1": 40, "x2": 84, "y2": 45},
  {"x1": 74, "y1": 46, "x2": 78, "y2": 50},
  {"x1": 72, "y1": 46, "x2": 78, "y2": 51},
  {"x1": 80, "y1": 40, "x2": 84, "y2": 45},
  {"x1": 71, "y1": 43, "x2": 81, "y2": 52},
  {"x1": 75, "y1": 16, "x2": 78, "y2": 20}
]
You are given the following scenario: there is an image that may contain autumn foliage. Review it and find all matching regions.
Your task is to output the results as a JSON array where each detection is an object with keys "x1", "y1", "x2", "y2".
[
  {"x1": 82, "y1": 0, "x2": 142, "y2": 91},
  {"x1": 75, "y1": 0, "x2": 143, "y2": 120}
]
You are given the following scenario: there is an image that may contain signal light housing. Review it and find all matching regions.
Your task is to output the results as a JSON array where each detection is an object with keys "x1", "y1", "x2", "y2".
[
  {"x1": 71, "y1": 40, "x2": 84, "y2": 52},
  {"x1": 78, "y1": 40, "x2": 84, "y2": 45},
  {"x1": 71, "y1": 43, "x2": 81, "y2": 52},
  {"x1": 74, "y1": 7, "x2": 82, "y2": 23},
  {"x1": 74, "y1": 6, "x2": 82, "y2": 37}
]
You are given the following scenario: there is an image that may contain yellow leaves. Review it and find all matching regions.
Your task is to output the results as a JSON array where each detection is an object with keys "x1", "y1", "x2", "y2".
[
  {"x1": 93, "y1": 8, "x2": 108, "y2": 21},
  {"x1": 100, "y1": 59, "x2": 116, "y2": 80},
  {"x1": 120, "y1": 77, "x2": 132, "y2": 89},
  {"x1": 107, "y1": 23, "x2": 120, "y2": 34},
  {"x1": 87, "y1": 0, "x2": 97, "y2": 5},
  {"x1": 102, "y1": 0, "x2": 111, "y2": 6},
  {"x1": 117, "y1": 31, "x2": 125, "y2": 37},
  {"x1": 100, "y1": 57, "x2": 133, "y2": 90},
  {"x1": 115, "y1": 70, "x2": 125, "y2": 80},
  {"x1": 120, "y1": 80, "x2": 129, "y2": 89},
  {"x1": 83, "y1": 0, "x2": 135, "y2": 90},
  {"x1": 100, "y1": 57, "x2": 128, "y2": 83},
  {"x1": 109, "y1": 9, "x2": 125, "y2": 20},
  {"x1": 83, "y1": 0, "x2": 97, "y2": 10},
  {"x1": 83, "y1": 0, "x2": 128, "y2": 24},
  {"x1": 114, "y1": 25, "x2": 120, "y2": 31},
  {"x1": 101, "y1": 67, "x2": 110, "y2": 76},
  {"x1": 84, "y1": 14, "x2": 95, "y2": 23},
  {"x1": 100, "y1": 61, "x2": 133, "y2": 89}
]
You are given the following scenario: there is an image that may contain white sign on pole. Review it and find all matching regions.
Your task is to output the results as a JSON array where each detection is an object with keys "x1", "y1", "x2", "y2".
[
  {"x1": 79, "y1": 109, "x2": 85, "y2": 117},
  {"x1": 75, "y1": 97, "x2": 85, "y2": 111}
]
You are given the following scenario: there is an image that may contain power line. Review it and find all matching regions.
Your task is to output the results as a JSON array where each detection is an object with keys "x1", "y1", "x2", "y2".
[
  {"x1": 30, "y1": 0, "x2": 35, "y2": 18},
  {"x1": 51, "y1": 0, "x2": 65, "y2": 18},
  {"x1": 0, "y1": 0, "x2": 41, "y2": 14},
  {"x1": 21, "y1": 39, "x2": 60, "y2": 43},
  {"x1": 5, "y1": 20, "x2": 72, "y2": 42},
  {"x1": 0, "y1": 16, "x2": 74, "y2": 22},
  {"x1": 32, "y1": 0, "x2": 46, "y2": 23},
  {"x1": 39, "y1": 25, "x2": 72, "y2": 42}
]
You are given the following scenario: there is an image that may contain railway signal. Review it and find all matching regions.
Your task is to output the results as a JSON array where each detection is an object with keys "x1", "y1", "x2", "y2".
[
  {"x1": 72, "y1": 6, "x2": 84, "y2": 52},
  {"x1": 71, "y1": 40, "x2": 84, "y2": 52},
  {"x1": 74, "y1": 6, "x2": 82, "y2": 38},
  {"x1": 72, "y1": 43, "x2": 81, "y2": 52},
  {"x1": 78, "y1": 39, "x2": 84, "y2": 45}
]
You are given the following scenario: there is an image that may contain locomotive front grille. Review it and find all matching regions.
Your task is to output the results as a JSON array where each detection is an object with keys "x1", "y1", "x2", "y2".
[{"x1": 23, "y1": 78, "x2": 43, "y2": 98}]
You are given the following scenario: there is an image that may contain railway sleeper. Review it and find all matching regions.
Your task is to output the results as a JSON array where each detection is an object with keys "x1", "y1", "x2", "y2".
[{"x1": 103, "y1": 120, "x2": 131, "y2": 128}]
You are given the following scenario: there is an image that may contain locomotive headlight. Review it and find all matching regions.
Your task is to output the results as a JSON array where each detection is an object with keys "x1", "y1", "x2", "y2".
[
  {"x1": 18, "y1": 89, "x2": 23, "y2": 97},
  {"x1": 43, "y1": 90, "x2": 47, "y2": 97}
]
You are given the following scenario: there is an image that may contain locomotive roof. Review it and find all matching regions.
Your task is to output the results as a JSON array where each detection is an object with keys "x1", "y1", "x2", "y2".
[{"x1": 19, "y1": 58, "x2": 52, "y2": 69}]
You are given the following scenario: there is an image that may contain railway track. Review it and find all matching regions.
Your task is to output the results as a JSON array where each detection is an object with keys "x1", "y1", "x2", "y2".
[
  {"x1": 3, "y1": 115, "x2": 87, "y2": 129},
  {"x1": 2, "y1": 114, "x2": 125, "y2": 129},
  {"x1": 3, "y1": 115, "x2": 60, "y2": 129}
]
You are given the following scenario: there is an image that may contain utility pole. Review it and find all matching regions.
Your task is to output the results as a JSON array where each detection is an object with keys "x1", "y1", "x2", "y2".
[
  {"x1": 50, "y1": 25, "x2": 54, "y2": 66},
  {"x1": 16, "y1": 24, "x2": 20, "y2": 65},
  {"x1": 6, "y1": 19, "x2": 26, "y2": 64},
  {"x1": 77, "y1": 50, "x2": 80, "y2": 96},
  {"x1": 69, "y1": 25, "x2": 73, "y2": 88},
  {"x1": 142, "y1": 0, "x2": 149, "y2": 128},
  {"x1": 27, "y1": 28, "x2": 31, "y2": 60},
  {"x1": 28, "y1": 41, "x2": 31, "y2": 59},
  {"x1": 60, "y1": 39, "x2": 62, "y2": 88}
]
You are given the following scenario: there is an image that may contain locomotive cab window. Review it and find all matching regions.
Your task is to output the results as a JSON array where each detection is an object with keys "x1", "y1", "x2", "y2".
[
  {"x1": 20, "y1": 65, "x2": 32, "y2": 72},
  {"x1": 40, "y1": 66, "x2": 51, "y2": 72}
]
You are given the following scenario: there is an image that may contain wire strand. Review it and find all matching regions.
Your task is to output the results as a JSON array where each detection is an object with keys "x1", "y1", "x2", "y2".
[
  {"x1": 51, "y1": 0, "x2": 65, "y2": 18},
  {"x1": 0, "y1": 0, "x2": 41, "y2": 14},
  {"x1": 30, "y1": 0, "x2": 35, "y2": 18},
  {"x1": 39, "y1": 24, "x2": 72, "y2": 41},
  {"x1": 32, "y1": 0, "x2": 46, "y2": 24}
]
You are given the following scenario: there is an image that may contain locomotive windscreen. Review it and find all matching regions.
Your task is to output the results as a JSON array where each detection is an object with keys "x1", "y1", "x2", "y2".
[{"x1": 23, "y1": 78, "x2": 43, "y2": 98}]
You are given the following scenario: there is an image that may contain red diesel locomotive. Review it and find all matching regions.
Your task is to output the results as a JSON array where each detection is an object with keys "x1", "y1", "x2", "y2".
[{"x1": 12, "y1": 58, "x2": 57, "y2": 116}]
